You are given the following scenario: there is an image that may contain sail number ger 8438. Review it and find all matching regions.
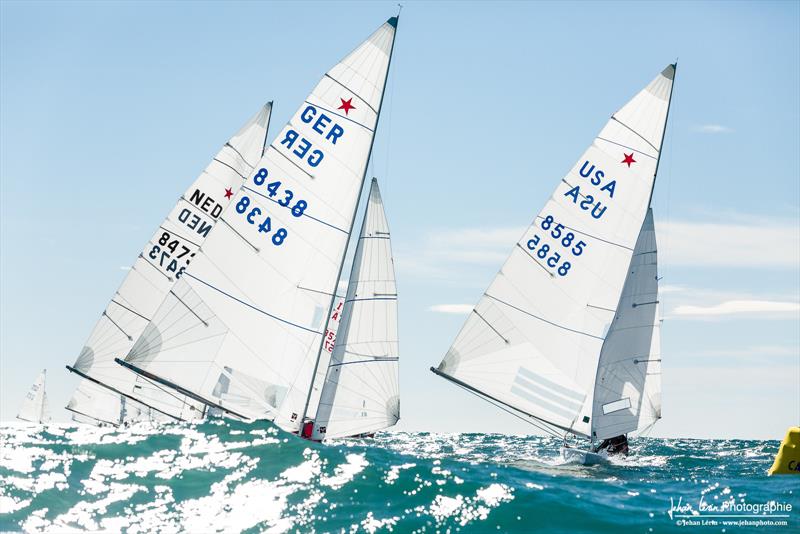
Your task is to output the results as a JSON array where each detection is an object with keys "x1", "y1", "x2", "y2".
[{"x1": 234, "y1": 167, "x2": 311, "y2": 247}]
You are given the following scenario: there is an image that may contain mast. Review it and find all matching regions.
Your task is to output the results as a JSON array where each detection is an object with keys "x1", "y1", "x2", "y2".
[
  {"x1": 299, "y1": 15, "x2": 400, "y2": 426},
  {"x1": 40, "y1": 369, "x2": 47, "y2": 423}
]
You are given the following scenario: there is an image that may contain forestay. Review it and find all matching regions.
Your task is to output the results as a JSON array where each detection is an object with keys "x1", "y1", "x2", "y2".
[
  {"x1": 67, "y1": 103, "x2": 272, "y2": 423},
  {"x1": 312, "y1": 179, "x2": 400, "y2": 440},
  {"x1": 433, "y1": 65, "x2": 675, "y2": 438},
  {"x1": 122, "y1": 18, "x2": 399, "y2": 432},
  {"x1": 591, "y1": 209, "x2": 661, "y2": 440},
  {"x1": 17, "y1": 370, "x2": 50, "y2": 424}
]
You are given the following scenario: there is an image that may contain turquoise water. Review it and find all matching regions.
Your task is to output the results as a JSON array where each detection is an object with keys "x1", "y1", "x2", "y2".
[{"x1": 0, "y1": 420, "x2": 796, "y2": 532}]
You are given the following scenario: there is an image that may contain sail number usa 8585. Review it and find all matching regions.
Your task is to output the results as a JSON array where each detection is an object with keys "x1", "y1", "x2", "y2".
[
  {"x1": 526, "y1": 215, "x2": 587, "y2": 276},
  {"x1": 236, "y1": 168, "x2": 310, "y2": 246}
]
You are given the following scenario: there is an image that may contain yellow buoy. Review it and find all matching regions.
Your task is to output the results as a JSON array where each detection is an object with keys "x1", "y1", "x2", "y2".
[{"x1": 768, "y1": 426, "x2": 800, "y2": 475}]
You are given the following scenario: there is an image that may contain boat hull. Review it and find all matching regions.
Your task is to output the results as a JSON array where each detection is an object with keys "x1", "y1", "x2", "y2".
[{"x1": 559, "y1": 447, "x2": 609, "y2": 465}]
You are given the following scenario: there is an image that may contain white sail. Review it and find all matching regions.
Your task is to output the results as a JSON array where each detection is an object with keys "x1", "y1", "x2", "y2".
[
  {"x1": 17, "y1": 370, "x2": 49, "y2": 423},
  {"x1": 122, "y1": 17, "x2": 399, "y2": 432},
  {"x1": 66, "y1": 382, "x2": 121, "y2": 426},
  {"x1": 302, "y1": 295, "x2": 346, "y2": 423},
  {"x1": 591, "y1": 209, "x2": 661, "y2": 440},
  {"x1": 67, "y1": 103, "x2": 273, "y2": 422},
  {"x1": 311, "y1": 179, "x2": 399, "y2": 440},
  {"x1": 433, "y1": 65, "x2": 675, "y2": 438}
]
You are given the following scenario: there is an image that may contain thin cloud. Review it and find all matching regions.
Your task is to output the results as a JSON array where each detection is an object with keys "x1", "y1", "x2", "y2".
[
  {"x1": 396, "y1": 215, "x2": 799, "y2": 282},
  {"x1": 696, "y1": 345, "x2": 799, "y2": 359},
  {"x1": 119, "y1": 266, "x2": 131, "y2": 271},
  {"x1": 394, "y1": 226, "x2": 523, "y2": 280},
  {"x1": 660, "y1": 284, "x2": 687, "y2": 294},
  {"x1": 693, "y1": 124, "x2": 733, "y2": 133},
  {"x1": 672, "y1": 299, "x2": 800, "y2": 318},
  {"x1": 429, "y1": 304, "x2": 473, "y2": 315},
  {"x1": 659, "y1": 218, "x2": 799, "y2": 267}
]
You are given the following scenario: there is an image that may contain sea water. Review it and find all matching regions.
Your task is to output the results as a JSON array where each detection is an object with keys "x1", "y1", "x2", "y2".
[{"x1": 0, "y1": 419, "x2": 796, "y2": 532}]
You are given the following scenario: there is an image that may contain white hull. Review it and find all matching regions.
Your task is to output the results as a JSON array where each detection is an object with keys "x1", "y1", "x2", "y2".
[{"x1": 559, "y1": 446, "x2": 609, "y2": 465}]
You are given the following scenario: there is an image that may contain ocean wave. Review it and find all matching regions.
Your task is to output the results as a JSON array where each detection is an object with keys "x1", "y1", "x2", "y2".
[{"x1": 0, "y1": 421, "x2": 794, "y2": 533}]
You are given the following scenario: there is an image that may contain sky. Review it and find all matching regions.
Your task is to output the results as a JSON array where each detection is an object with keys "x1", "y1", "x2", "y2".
[{"x1": 1, "y1": 0, "x2": 798, "y2": 440}]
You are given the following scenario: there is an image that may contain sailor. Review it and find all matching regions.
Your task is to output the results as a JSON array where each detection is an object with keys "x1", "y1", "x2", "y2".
[{"x1": 594, "y1": 434, "x2": 629, "y2": 456}]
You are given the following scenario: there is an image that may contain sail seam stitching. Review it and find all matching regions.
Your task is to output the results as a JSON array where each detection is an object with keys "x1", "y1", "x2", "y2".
[
  {"x1": 182, "y1": 272, "x2": 323, "y2": 335},
  {"x1": 212, "y1": 157, "x2": 247, "y2": 179},
  {"x1": 595, "y1": 136, "x2": 657, "y2": 159},
  {"x1": 610, "y1": 116, "x2": 659, "y2": 152},
  {"x1": 323, "y1": 74, "x2": 379, "y2": 114},
  {"x1": 242, "y1": 185, "x2": 348, "y2": 234},
  {"x1": 303, "y1": 100, "x2": 374, "y2": 132},
  {"x1": 485, "y1": 294, "x2": 605, "y2": 340}
]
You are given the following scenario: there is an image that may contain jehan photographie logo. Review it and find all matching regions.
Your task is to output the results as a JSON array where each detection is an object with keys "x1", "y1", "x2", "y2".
[{"x1": 668, "y1": 494, "x2": 793, "y2": 529}]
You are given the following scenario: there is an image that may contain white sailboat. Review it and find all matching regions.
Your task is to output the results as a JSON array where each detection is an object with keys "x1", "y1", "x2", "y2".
[
  {"x1": 308, "y1": 178, "x2": 400, "y2": 441},
  {"x1": 65, "y1": 103, "x2": 273, "y2": 425},
  {"x1": 115, "y1": 16, "x2": 400, "y2": 436},
  {"x1": 431, "y1": 64, "x2": 676, "y2": 463},
  {"x1": 17, "y1": 369, "x2": 50, "y2": 424}
]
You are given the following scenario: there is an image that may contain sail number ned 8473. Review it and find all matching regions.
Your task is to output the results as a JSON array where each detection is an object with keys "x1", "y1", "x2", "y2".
[
  {"x1": 234, "y1": 168, "x2": 310, "y2": 246},
  {"x1": 526, "y1": 215, "x2": 587, "y2": 276}
]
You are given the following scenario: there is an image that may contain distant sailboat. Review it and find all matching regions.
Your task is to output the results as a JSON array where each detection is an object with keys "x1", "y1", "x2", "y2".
[
  {"x1": 115, "y1": 16, "x2": 400, "y2": 437},
  {"x1": 17, "y1": 370, "x2": 50, "y2": 424},
  {"x1": 431, "y1": 64, "x2": 676, "y2": 464},
  {"x1": 65, "y1": 103, "x2": 273, "y2": 425}
]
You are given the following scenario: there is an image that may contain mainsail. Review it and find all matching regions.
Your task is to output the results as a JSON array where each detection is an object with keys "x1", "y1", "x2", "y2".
[
  {"x1": 120, "y1": 17, "x2": 400, "y2": 432},
  {"x1": 591, "y1": 209, "x2": 661, "y2": 440},
  {"x1": 66, "y1": 103, "x2": 273, "y2": 423},
  {"x1": 432, "y1": 65, "x2": 675, "y2": 439},
  {"x1": 17, "y1": 370, "x2": 50, "y2": 424},
  {"x1": 311, "y1": 179, "x2": 400, "y2": 440}
]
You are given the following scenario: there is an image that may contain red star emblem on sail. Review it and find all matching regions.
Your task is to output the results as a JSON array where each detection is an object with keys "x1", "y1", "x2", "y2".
[
  {"x1": 622, "y1": 153, "x2": 636, "y2": 167},
  {"x1": 338, "y1": 97, "x2": 355, "y2": 115},
  {"x1": 224, "y1": 187, "x2": 233, "y2": 200}
]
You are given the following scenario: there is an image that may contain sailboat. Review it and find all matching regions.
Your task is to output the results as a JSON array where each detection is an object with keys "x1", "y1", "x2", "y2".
[
  {"x1": 114, "y1": 16, "x2": 401, "y2": 438},
  {"x1": 17, "y1": 369, "x2": 50, "y2": 424},
  {"x1": 431, "y1": 64, "x2": 676, "y2": 464},
  {"x1": 64, "y1": 103, "x2": 273, "y2": 425}
]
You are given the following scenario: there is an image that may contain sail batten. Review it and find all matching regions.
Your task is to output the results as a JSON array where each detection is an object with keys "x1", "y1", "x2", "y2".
[{"x1": 433, "y1": 65, "x2": 675, "y2": 439}]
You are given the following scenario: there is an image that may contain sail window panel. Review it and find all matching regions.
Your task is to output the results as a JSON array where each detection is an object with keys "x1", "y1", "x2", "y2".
[
  {"x1": 601, "y1": 398, "x2": 632, "y2": 415},
  {"x1": 304, "y1": 297, "x2": 345, "y2": 419}
]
